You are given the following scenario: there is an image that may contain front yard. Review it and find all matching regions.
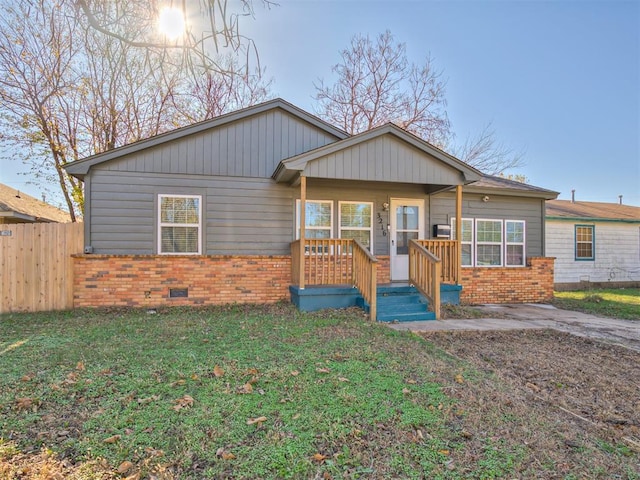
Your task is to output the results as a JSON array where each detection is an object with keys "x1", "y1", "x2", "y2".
[{"x1": 1, "y1": 305, "x2": 638, "y2": 479}]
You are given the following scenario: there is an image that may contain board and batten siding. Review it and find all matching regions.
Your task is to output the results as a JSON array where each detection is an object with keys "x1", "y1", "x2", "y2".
[
  {"x1": 430, "y1": 192, "x2": 546, "y2": 258},
  {"x1": 303, "y1": 135, "x2": 463, "y2": 185},
  {"x1": 96, "y1": 109, "x2": 339, "y2": 179},
  {"x1": 88, "y1": 170, "x2": 294, "y2": 255},
  {"x1": 546, "y1": 220, "x2": 640, "y2": 284}
]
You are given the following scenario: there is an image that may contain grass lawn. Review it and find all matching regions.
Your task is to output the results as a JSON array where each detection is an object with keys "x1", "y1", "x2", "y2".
[
  {"x1": 1, "y1": 304, "x2": 637, "y2": 479},
  {"x1": 552, "y1": 288, "x2": 640, "y2": 320}
]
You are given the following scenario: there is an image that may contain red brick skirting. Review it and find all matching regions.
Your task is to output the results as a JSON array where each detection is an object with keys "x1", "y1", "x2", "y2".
[
  {"x1": 73, "y1": 255, "x2": 291, "y2": 308},
  {"x1": 460, "y1": 257, "x2": 555, "y2": 305},
  {"x1": 73, "y1": 255, "x2": 554, "y2": 309}
]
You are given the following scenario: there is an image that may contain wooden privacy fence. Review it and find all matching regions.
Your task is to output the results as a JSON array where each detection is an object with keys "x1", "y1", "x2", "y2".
[{"x1": 0, "y1": 222, "x2": 84, "y2": 313}]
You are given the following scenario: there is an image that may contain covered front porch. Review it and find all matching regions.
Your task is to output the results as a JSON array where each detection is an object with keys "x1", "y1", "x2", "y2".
[{"x1": 272, "y1": 123, "x2": 481, "y2": 321}]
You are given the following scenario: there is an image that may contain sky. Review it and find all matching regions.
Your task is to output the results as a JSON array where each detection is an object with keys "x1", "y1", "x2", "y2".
[{"x1": 1, "y1": 0, "x2": 639, "y2": 207}]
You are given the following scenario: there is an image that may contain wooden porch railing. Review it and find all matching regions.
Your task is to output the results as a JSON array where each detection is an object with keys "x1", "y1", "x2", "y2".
[
  {"x1": 416, "y1": 239, "x2": 460, "y2": 284},
  {"x1": 408, "y1": 240, "x2": 442, "y2": 320},
  {"x1": 352, "y1": 239, "x2": 377, "y2": 322},
  {"x1": 290, "y1": 238, "x2": 378, "y2": 321}
]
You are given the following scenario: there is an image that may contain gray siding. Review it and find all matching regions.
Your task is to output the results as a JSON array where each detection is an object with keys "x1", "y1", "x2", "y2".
[
  {"x1": 306, "y1": 180, "x2": 429, "y2": 256},
  {"x1": 96, "y1": 110, "x2": 338, "y2": 179},
  {"x1": 303, "y1": 135, "x2": 463, "y2": 184},
  {"x1": 430, "y1": 191, "x2": 546, "y2": 257},
  {"x1": 88, "y1": 170, "x2": 294, "y2": 255}
]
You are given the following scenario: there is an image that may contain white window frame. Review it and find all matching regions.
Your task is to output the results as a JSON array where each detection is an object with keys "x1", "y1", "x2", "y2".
[
  {"x1": 338, "y1": 201, "x2": 373, "y2": 250},
  {"x1": 475, "y1": 219, "x2": 504, "y2": 267},
  {"x1": 505, "y1": 220, "x2": 526, "y2": 266},
  {"x1": 451, "y1": 218, "x2": 474, "y2": 267},
  {"x1": 295, "y1": 199, "x2": 333, "y2": 239},
  {"x1": 158, "y1": 194, "x2": 202, "y2": 255}
]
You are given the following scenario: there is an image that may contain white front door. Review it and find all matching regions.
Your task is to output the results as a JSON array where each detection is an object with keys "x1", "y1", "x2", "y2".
[{"x1": 390, "y1": 198, "x2": 425, "y2": 281}]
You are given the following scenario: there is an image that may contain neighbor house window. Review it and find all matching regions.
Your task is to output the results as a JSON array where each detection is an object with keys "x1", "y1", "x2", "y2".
[
  {"x1": 452, "y1": 218, "x2": 526, "y2": 267},
  {"x1": 339, "y1": 201, "x2": 373, "y2": 249},
  {"x1": 296, "y1": 200, "x2": 333, "y2": 239},
  {"x1": 476, "y1": 219, "x2": 503, "y2": 266},
  {"x1": 451, "y1": 218, "x2": 474, "y2": 266},
  {"x1": 505, "y1": 220, "x2": 526, "y2": 266},
  {"x1": 575, "y1": 225, "x2": 595, "y2": 260},
  {"x1": 158, "y1": 195, "x2": 201, "y2": 254}
]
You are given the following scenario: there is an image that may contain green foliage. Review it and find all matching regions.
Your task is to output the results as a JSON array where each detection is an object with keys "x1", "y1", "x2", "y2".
[{"x1": 553, "y1": 288, "x2": 640, "y2": 320}]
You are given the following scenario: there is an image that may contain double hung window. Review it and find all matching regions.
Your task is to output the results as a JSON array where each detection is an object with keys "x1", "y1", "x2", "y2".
[{"x1": 158, "y1": 195, "x2": 202, "y2": 254}]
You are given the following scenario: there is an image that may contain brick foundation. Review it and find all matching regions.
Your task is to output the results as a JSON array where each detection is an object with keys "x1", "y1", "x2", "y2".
[
  {"x1": 460, "y1": 257, "x2": 555, "y2": 305},
  {"x1": 73, "y1": 255, "x2": 291, "y2": 308}
]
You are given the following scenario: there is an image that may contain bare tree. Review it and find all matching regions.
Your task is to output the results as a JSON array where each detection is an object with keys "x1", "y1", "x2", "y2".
[
  {"x1": 74, "y1": 0, "x2": 276, "y2": 75},
  {"x1": 315, "y1": 30, "x2": 525, "y2": 174},
  {"x1": 453, "y1": 123, "x2": 524, "y2": 175},
  {"x1": 0, "y1": 0, "x2": 272, "y2": 220},
  {"x1": 314, "y1": 31, "x2": 451, "y2": 147}
]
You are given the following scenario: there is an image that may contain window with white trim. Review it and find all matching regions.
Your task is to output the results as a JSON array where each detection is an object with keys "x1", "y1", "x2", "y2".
[
  {"x1": 575, "y1": 225, "x2": 595, "y2": 260},
  {"x1": 158, "y1": 195, "x2": 201, "y2": 254},
  {"x1": 452, "y1": 218, "x2": 526, "y2": 267},
  {"x1": 451, "y1": 218, "x2": 474, "y2": 266},
  {"x1": 295, "y1": 200, "x2": 333, "y2": 239},
  {"x1": 476, "y1": 219, "x2": 503, "y2": 266},
  {"x1": 339, "y1": 201, "x2": 373, "y2": 249},
  {"x1": 505, "y1": 220, "x2": 526, "y2": 266}
]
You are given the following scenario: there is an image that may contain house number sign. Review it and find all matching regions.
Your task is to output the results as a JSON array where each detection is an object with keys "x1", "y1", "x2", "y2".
[
  {"x1": 377, "y1": 213, "x2": 387, "y2": 236},
  {"x1": 0, "y1": 230, "x2": 12, "y2": 236}
]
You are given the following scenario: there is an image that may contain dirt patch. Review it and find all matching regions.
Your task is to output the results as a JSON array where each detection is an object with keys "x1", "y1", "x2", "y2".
[{"x1": 421, "y1": 329, "x2": 640, "y2": 478}]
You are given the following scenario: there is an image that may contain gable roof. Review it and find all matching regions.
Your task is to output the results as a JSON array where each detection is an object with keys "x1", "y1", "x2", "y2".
[
  {"x1": 64, "y1": 98, "x2": 348, "y2": 180},
  {"x1": 546, "y1": 199, "x2": 640, "y2": 223},
  {"x1": 272, "y1": 122, "x2": 483, "y2": 187},
  {"x1": 464, "y1": 175, "x2": 559, "y2": 200},
  {"x1": 0, "y1": 184, "x2": 71, "y2": 223}
]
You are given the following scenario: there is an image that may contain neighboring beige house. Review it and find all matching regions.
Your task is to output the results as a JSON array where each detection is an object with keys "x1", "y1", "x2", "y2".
[
  {"x1": 0, "y1": 183, "x2": 71, "y2": 224},
  {"x1": 546, "y1": 199, "x2": 640, "y2": 289}
]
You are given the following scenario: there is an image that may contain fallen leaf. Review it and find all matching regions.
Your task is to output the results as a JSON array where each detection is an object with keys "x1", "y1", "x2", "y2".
[
  {"x1": 438, "y1": 449, "x2": 450, "y2": 456},
  {"x1": 76, "y1": 361, "x2": 85, "y2": 371},
  {"x1": 338, "y1": 377, "x2": 349, "y2": 383},
  {"x1": 525, "y1": 382, "x2": 540, "y2": 392},
  {"x1": 454, "y1": 374, "x2": 464, "y2": 384},
  {"x1": 246, "y1": 367, "x2": 259, "y2": 375},
  {"x1": 213, "y1": 365, "x2": 224, "y2": 378},
  {"x1": 124, "y1": 474, "x2": 140, "y2": 480},
  {"x1": 117, "y1": 461, "x2": 134, "y2": 474},
  {"x1": 191, "y1": 373, "x2": 199, "y2": 380},
  {"x1": 237, "y1": 382, "x2": 253, "y2": 394},
  {"x1": 103, "y1": 434, "x2": 121, "y2": 444},
  {"x1": 171, "y1": 379, "x2": 186, "y2": 387},
  {"x1": 402, "y1": 388, "x2": 411, "y2": 395},
  {"x1": 15, "y1": 397, "x2": 34, "y2": 411},
  {"x1": 406, "y1": 379, "x2": 417, "y2": 384},
  {"x1": 316, "y1": 367, "x2": 331, "y2": 374},
  {"x1": 246, "y1": 416, "x2": 267, "y2": 425},
  {"x1": 292, "y1": 413, "x2": 301, "y2": 420},
  {"x1": 137, "y1": 395, "x2": 160, "y2": 405},
  {"x1": 172, "y1": 395, "x2": 194, "y2": 411},
  {"x1": 222, "y1": 452, "x2": 235, "y2": 460},
  {"x1": 312, "y1": 453, "x2": 327, "y2": 463},
  {"x1": 290, "y1": 370, "x2": 300, "y2": 376},
  {"x1": 20, "y1": 374, "x2": 34, "y2": 382}
]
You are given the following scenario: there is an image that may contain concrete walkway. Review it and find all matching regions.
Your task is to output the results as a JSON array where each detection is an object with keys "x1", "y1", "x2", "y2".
[{"x1": 388, "y1": 303, "x2": 640, "y2": 352}]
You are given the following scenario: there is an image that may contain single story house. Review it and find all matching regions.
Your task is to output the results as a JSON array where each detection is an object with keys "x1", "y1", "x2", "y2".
[
  {"x1": 64, "y1": 98, "x2": 558, "y2": 320},
  {"x1": 546, "y1": 198, "x2": 640, "y2": 289},
  {"x1": 0, "y1": 183, "x2": 71, "y2": 224}
]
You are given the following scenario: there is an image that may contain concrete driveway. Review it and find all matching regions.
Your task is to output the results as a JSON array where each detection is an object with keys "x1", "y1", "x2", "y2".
[{"x1": 389, "y1": 303, "x2": 640, "y2": 352}]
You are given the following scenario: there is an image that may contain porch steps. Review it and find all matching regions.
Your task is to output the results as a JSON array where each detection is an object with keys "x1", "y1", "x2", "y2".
[{"x1": 359, "y1": 285, "x2": 436, "y2": 322}]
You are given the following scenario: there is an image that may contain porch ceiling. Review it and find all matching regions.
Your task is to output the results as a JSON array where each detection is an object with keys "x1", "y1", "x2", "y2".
[{"x1": 272, "y1": 123, "x2": 482, "y2": 186}]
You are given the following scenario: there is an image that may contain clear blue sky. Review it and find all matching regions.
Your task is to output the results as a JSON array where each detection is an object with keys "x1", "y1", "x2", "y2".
[{"x1": 1, "y1": 0, "x2": 638, "y2": 206}]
